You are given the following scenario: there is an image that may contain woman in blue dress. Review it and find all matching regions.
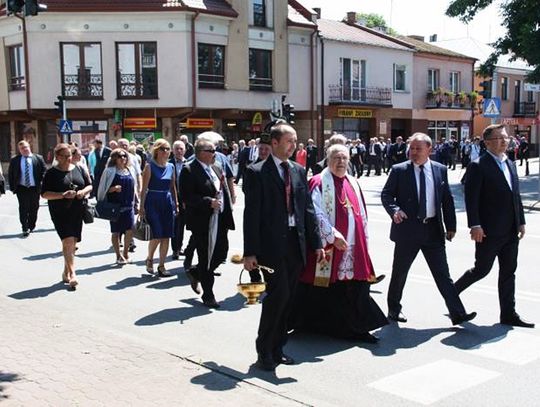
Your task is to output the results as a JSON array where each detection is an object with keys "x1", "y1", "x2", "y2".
[
  {"x1": 97, "y1": 148, "x2": 137, "y2": 265},
  {"x1": 139, "y1": 139, "x2": 178, "y2": 277}
]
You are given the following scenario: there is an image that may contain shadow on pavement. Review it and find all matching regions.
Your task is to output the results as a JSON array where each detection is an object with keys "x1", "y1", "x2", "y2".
[
  {"x1": 23, "y1": 251, "x2": 62, "y2": 261},
  {"x1": 440, "y1": 323, "x2": 513, "y2": 349},
  {"x1": 76, "y1": 248, "x2": 113, "y2": 258},
  {"x1": 0, "y1": 228, "x2": 56, "y2": 240},
  {"x1": 146, "y1": 273, "x2": 189, "y2": 290},
  {"x1": 8, "y1": 282, "x2": 66, "y2": 300},
  {"x1": 77, "y1": 263, "x2": 118, "y2": 276},
  {"x1": 106, "y1": 274, "x2": 156, "y2": 291},
  {"x1": 0, "y1": 371, "x2": 20, "y2": 400},
  {"x1": 368, "y1": 323, "x2": 455, "y2": 357},
  {"x1": 134, "y1": 299, "x2": 212, "y2": 326},
  {"x1": 191, "y1": 361, "x2": 297, "y2": 388},
  {"x1": 219, "y1": 292, "x2": 248, "y2": 312}
]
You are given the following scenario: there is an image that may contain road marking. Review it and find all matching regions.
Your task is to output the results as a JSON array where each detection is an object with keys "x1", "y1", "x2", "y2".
[
  {"x1": 465, "y1": 331, "x2": 540, "y2": 365},
  {"x1": 368, "y1": 359, "x2": 500, "y2": 405}
]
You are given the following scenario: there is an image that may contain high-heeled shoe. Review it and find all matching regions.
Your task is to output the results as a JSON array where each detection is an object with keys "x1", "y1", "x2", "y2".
[
  {"x1": 157, "y1": 265, "x2": 172, "y2": 278},
  {"x1": 146, "y1": 258, "x2": 155, "y2": 274},
  {"x1": 62, "y1": 271, "x2": 70, "y2": 283},
  {"x1": 69, "y1": 278, "x2": 79, "y2": 290}
]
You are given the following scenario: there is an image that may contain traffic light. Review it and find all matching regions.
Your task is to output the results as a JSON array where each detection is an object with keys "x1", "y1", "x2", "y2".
[
  {"x1": 7, "y1": 0, "x2": 25, "y2": 14},
  {"x1": 54, "y1": 95, "x2": 64, "y2": 115},
  {"x1": 283, "y1": 103, "x2": 295, "y2": 125},
  {"x1": 479, "y1": 80, "x2": 492, "y2": 99},
  {"x1": 24, "y1": 0, "x2": 46, "y2": 16}
]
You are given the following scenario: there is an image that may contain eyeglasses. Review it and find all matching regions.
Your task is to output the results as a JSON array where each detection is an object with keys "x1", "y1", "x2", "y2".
[
  {"x1": 57, "y1": 154, "x2": 72, "y2": 159},
  {"x1": 159, "y1": 147, "x2": 171, "y2": 152},
  {"x1": 202, "y1": 149, "x2": 216, "y2": 153},
  {"x1": 489, "y1": 137, "x2": 510, "y2": 141}
]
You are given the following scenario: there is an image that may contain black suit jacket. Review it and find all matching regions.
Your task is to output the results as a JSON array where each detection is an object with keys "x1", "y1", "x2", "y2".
[
  {"x1": 8, "y1": 154, "x2": 46, "y2": 193},
  {"x1": 179, "y1": 159, "x2": 234, "y2": 232},
  {"x1": 306, "y1": 145, "x2": 318, "y2": 166},
  {"x1": 381, "y1": 160, "x2": 456, "y2": 243},
  {"x1": 94, "y1": 147, "x2": 111, "y2": 180},
  {"x1": 243, "y1": 157, "x2": 322, "y2": 265},
  {"x1": 465, "y1": 153, "x2": 525, "y2": 236}
]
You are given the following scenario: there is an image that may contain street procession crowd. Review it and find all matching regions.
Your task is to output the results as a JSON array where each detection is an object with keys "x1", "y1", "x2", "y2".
[{"x1": 3, "y1": 120, "x2": 534, "y2": 371}]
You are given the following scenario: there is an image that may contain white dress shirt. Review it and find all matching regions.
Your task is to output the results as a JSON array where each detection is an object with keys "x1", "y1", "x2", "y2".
[
  {"x1": 486, "y1": 150, "x2": 512, "y2": 190},
  {"x1": 413, "y1": 160, "x2": 436, "y2": 218},
  {"x1": 19, "y1": 154, "x2": 36, "y2": 187},
  {"x1": 272, "y1": 155, "x2": 296, "y2": 227}
]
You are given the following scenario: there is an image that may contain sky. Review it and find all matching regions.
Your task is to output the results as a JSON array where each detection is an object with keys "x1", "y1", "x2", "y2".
[{"x1": 300, "y1": 0, "x2": 506, "y2": 44}]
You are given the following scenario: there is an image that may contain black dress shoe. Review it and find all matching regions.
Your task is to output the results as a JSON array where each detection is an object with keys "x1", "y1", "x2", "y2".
[
  {"x1": 22, "y1": 230, "x2": 30, "y2": 237},
  {"x1": 172, "y1": 252, "x2": 180, "y2": 260},
  {"x1": 388, "y1": 311, "x2": 407, "y2": 323},
  {"x1": 451, "y1": 311, "x2": 477, "y2": 325},
  {"x1": 501, "y1": 313, "x2": 535, "y2": 328},
  {"x1": 185, "y1": 269, "x2": 201, "y2": 294},
  {"x1": 369, "y1": 274, "x2": 386, "y2": 285},
  {"x1": 356, "y1": 332, "x2": 380, "y2": 344},
  {"x1": 203, "y1": 299, "x2": 221, "y2": 309},
  {"x1": 273, "y1": 353, "x2": 295, "y2": 365},
  {"x1": 256, "y1": 354, "x2": 277, "y2": 371}
]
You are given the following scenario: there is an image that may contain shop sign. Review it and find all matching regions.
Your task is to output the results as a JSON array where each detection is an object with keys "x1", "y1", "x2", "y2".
[
  {"x1": 337, "y1": 109, "x2": 372, "y2": 118},
  {"x1": 379, "y1": 120, "x2": 387, "y2": 135},
  {"x1": 252, "y1": 112, "x2": 263, "y2": 125},
  {"x1": 186, "y1": 118, "x2": 214, "y2": 128},
  {"x1": 501, "y1": 117, "x2": 536, "y2": 126},
  {"x1": 123, "y1": 118, "x2": 157, "y2": 129}
]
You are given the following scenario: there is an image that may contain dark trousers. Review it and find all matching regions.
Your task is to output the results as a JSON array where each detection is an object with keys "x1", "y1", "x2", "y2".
[
  {"x1": 350, "y1": 158, "x2": 362, "y2": 177},
  {"x1": 388, "y1": 220, "x2": 466, "y2": 317},
  {"x1": 171, "y1": 211, "x2": 185, "y2": 254},
  {"x1": 256, "y1": 228, "x2": 302, "y2": 358},
  {"x1": 366, "y1": 156, "x2": 381, "y2": 176},
  {"x1": 16, "y1": 186, "x2": 40, "y2": 232},
  {"x1": 193, "y1": 219, "x2": 229, "y2": 302},
  {"x1": 455, "y1": 233, "x2": 518, "y2": 319}
]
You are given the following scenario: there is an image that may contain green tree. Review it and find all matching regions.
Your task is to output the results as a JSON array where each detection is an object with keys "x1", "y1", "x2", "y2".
[
  {"x1": 351, "y1": 13, "x2": 398, "y2": 35},
  {"x1": 446, "y1": 0, "x2": 540, "y2": 81}
]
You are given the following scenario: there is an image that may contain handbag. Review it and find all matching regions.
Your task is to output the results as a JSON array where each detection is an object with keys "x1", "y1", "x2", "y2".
[
  {"x1": 95, "y1": 200, "x2": 121, "y2": 221},
  {"x1": 134, "y1": 216, "x2": 152, "y2": 241},
  {"x1": 82, "y1": 199, "x2": 95, "y2": 224}
]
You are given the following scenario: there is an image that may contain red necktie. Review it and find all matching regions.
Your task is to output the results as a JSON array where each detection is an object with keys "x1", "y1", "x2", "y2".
[{"x1": 280, "y1": 162, "x2": 293, "y2": 215}]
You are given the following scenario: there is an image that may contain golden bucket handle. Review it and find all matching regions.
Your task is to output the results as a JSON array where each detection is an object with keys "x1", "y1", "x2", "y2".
[{"x1": 237, "y1": 265, "x2": 274, "y2": 305}]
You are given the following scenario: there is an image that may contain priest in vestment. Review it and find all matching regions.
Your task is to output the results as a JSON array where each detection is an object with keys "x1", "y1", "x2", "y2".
[{"x1": 291, "y1": 144, "x2": 387, "y2": 343}]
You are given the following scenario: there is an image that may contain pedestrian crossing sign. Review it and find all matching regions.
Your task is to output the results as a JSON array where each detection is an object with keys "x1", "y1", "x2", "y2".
[
  {"x1": 483, "y1": 98, "x2": 501, "y2": 118},
  {"x1": 59, "y1": 119, "x2": 73, "y2": 134}
]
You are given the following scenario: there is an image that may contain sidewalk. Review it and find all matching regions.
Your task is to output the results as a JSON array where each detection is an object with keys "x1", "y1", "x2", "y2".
[{"x1": 0, "y1": 296, "x2": 301, "y2": 407}]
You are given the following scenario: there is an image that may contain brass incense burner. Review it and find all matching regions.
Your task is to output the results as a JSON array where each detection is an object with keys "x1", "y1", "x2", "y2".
[{"x1": 237, "y1": 265, "x2": 274, "y2": 305}]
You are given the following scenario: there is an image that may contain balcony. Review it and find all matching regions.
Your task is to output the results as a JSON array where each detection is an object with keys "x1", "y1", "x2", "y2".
[
  {"x1": 328, "y1": 85, "x2": 392, "y2": 106},
  {"x1": 249, "y1": 76, "x2": 273, "y2": 91},
  {"x1": 513, "y1": 101, "x2": 536, "y2": 117},
  {"x1": 63, "y1": 74, "x2": 103, "y2": 99},
  {"x1": 198, "y1": 73, "x2": 225, "y2": 89},
  {"x1": 118, "y1": 73, "x2": 157, "y2": 98},
  {"x1": 426, "y1": 91, "x2": 475, "y2": 110}
]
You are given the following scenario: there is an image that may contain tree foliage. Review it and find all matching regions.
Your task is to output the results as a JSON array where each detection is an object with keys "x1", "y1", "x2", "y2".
[
  {"x1": 352, "y1": 12, "x2": 398, "y2": 35},
  {"x1": 446, "y1": 0, "x2": 540, "y2": 82}
]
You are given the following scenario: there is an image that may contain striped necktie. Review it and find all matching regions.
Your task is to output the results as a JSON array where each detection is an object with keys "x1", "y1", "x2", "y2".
[{"x1": 24, "y1": 157, "x2": 31, "y2": 187}]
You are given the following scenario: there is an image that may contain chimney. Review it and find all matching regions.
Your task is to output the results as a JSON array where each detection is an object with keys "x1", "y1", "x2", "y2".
[
  {"x1": 346, "y1": 11, "x2": 357, "y2": 24},
  {"x1": 429, "y1": 34, "x2": 438, "y2": 42},
  {"x1": 313, "y1": 7, "x2": 321, "y2": 19},
  {"x1": 408, "y1": 35, "x2": 425, "y2": 42}
]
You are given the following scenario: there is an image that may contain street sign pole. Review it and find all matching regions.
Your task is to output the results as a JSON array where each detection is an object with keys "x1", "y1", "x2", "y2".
[{"x1": 62, "y1": 100, "x2": 68, "y2": 143}]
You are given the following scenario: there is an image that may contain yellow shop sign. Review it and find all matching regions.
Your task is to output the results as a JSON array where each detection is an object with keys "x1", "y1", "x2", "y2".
[{"x1": 337, "y1": 109, "x2": 373, "y2": 118}]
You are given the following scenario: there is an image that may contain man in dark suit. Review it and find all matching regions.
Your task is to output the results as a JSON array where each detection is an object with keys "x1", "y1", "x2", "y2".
[
  {"x1": 306, "y1": 138, "x2": 318, "y2": 174},
  {"x1": 390, "y1": 136, "x2": 407, "y2": 165},
  {"x1": 234, "y1": 139, "x2": 249, "y2": 184},
  {"x1": 179, "y1": 138, "x2": 234, "y2": 308},
  {"x1": 381, "y1": 133, "x2": 476, "y2": 325},
  {"x1": 365, "y1": 137, "x2": 383, "y2": 176},
  {"x1": 92, "y1": 138, "x2": 111, "y2": 196},
  {"x1": 170, "y1": 140, "x2": 187, "y2": 260},
  {"x1": 8, "y1": 140, "x2": 46, "y2": 236},
  {"x1": 243, "y1": 123, "x2": 324, "y2": 371},
  {"x1": 454, "y1": 124, "x2": 533, "y2": 328}
]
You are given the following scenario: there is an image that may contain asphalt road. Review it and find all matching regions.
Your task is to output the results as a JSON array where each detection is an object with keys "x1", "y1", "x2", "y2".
[{"x1": 1, "y1": 161, "x2": 539, "y2": 406}]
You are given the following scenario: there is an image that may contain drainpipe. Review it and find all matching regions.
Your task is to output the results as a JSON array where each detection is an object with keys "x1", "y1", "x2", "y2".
[
  {"x1": 190, "y1": 11, "x2": 200, "y2": 114},
  {"x1": 15, "y1": 15, "x2": 32, "y2": 116},
  {"x1": 310, "y1": 29, "x2": 316, "y2": 143},
  {"x1": 319, "y1": 34, "x2": 325, "y2": 159}
]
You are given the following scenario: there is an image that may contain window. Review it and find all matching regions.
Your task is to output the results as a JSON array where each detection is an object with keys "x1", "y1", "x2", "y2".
[
  {"x1": 61, "y1": 43, "x2": 103, "y2": 99},
  {"x1": 449, "y1": 71, "x2": 460, "y2": 93},
  {"x1": 501, "y1": 77, "x2": 508, "y2": 100},
  {"x1": 198, "y1": 44, "x2": 225, "y2": 89},
  {"x1": 252, "y1": 0, "x2": 266, "y2": 27},
  {"x1": 116, "y1": 42, "x2": 158, "y2": 98},
  {"x1": 427, "y1": 69, "x2": 439, "y2": 92},
  {"x1": 514, "y1": 79, "x2": 521, "y2": 102},
  {"x1": 340, "y1": 58, "x2": 366, "y2": 101},
  {"x1": 393, "y1": 64, "x2": 406, "y2": 92},
  {"x1": 527, "y1": 90, "x2": 534, "y2": 102},
  {"x1": 8, "y1": 45, "x2": 25, "y2": 90},
  {"x1": 249, "y1": 49, "x2": 272, "y2": 91}
]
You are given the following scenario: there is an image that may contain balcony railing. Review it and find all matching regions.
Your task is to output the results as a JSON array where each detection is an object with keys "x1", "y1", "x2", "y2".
[
  {"x1": 328, "y1": 85, "x2": 392, "y2": 105},
  {"x1": 198, "y1": 73, "x2": 225, "y2": 89},
  {"x1": 63, "y1": 74, "x2": 103, "y2": 98},
  {"x1": 9, "y1": 75, "x2": 25, "y2": 91},
  {"x1": 513, "y1": 101, "x2": 536, "y2": 117},
  {"x1": 118, "y1": 73, "x2": 157, "y2": 98},
  {"x1": 249, "y1": 76, "x2": 273, "y2": 91},
  {"x1": 426, "y1": 91, "x2": 475, "y2": 109}
]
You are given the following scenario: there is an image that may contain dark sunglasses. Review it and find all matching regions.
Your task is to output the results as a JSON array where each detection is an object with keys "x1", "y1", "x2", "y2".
[
  {"x1": 159, "y1": 147, "x2": 171, "y2": 152},
  {"x1": 116, "y1": 154, "x2": 128, "y2": 158},
  {"x1": 202, "y1": 149, "x2": 216, "y2": 153}
]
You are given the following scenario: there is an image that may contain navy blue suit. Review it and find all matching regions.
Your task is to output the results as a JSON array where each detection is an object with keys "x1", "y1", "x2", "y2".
[
  {"x1": 455, "y1": 153, "x2": 525, "y2": 319},
  {"x1": 381, "y1": 160, "x2": 466, "y2": 318}
]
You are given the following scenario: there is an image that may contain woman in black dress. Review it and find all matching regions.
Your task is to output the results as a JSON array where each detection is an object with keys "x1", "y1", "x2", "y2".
[{"x1": 41, "y1": 144, "x2": 92, "y2": 289}]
